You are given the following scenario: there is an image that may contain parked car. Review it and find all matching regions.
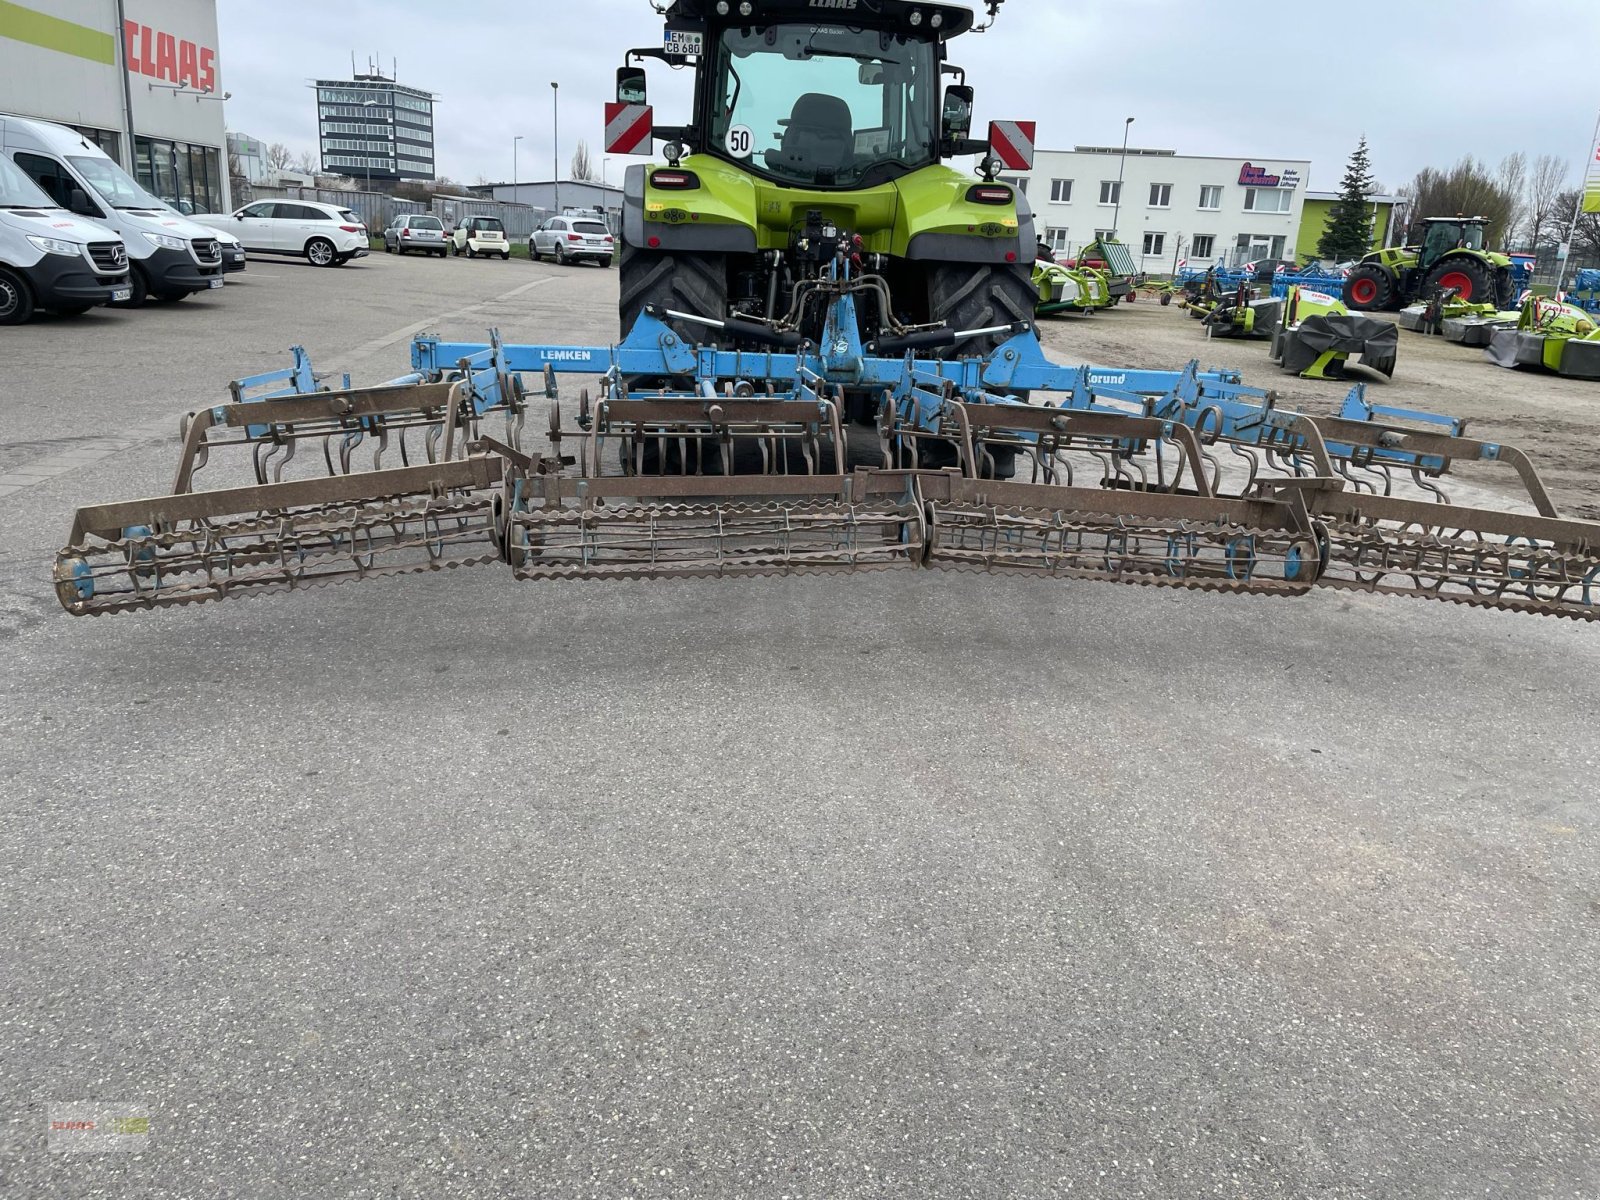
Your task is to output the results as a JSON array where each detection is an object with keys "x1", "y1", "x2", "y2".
[
  {"x1": 383, "y1": 213, "x2": 447, "y2": 257},
  {"x1": 192, "y1": 200, "x2": 369, "y2": 268},
  {"x1": 1, "y1": 112, "x2": 224, "y2": 304},
  {"x1": 214, "y1": 226, "x2": 246, "y2": 273},
  {"x1": 0, "y1": 150, "x2": 129, "y2": 324},
  {"x1": 530, "y1": 215, "x2": 614, "y2": 267},
  {"x1": 450, "y1": 216, "x2": 509, "y2": 260}
]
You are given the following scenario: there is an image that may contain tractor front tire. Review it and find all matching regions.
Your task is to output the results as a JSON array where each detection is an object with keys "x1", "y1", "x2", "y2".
[
  {"x1": 1422, "y1": 258, "x2": 1499, "y2": 307},
  {"x1": 1344, "y1": 264, "x2": 1395, "y2": 312},
  {"x1": 926, "y1": 261, "x2": 1037, "y2": 356}
]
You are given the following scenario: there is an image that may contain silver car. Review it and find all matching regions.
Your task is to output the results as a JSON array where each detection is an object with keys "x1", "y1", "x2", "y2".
[
  {"x1": 383, "y1": 213, "x2": 447, "y2": 258},
  {"x1": 530, "y1": 215, "x2": 614, "y2": 267}
]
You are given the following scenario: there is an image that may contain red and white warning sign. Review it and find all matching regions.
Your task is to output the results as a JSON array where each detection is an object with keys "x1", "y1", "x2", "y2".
[
  {"x1": 988, "y1": 120, "x2": 1036, "y2": 171},
  {"x1": 604, "y1": 102, "x2": 653, "y2": 155}
]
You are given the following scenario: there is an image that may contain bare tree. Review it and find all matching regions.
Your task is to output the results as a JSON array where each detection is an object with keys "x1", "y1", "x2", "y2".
[
  {"x1": 266, "y1": 142, "x2": 295, "y2": 172},
  {"x1": 570, "y1": 139, "x2": 599, "y2": 182},
  {"x1": 1496, "y1": 152, "x2": 1527, "y2": 246},
  {"x1": 1524, "y1": 154, "x2": 1570, "y2": 249},
  {"x1": 1553, "y1": 188, "x2": 1600, "y2": 260},
  {"x1": 1398, "y1": 156, "x2": 1519, "y2": 248},
  {"x1": 295, "y1": 148, "x2": 321, "y2": 176}
]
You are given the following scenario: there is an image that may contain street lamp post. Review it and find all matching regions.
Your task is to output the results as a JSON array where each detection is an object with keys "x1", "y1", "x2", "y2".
[
  {"x1": 550, "y1": 81, "x2": 560, "y2": 215},
  {"x1": 513, "y1": 134, "x2": 523, "y2": 199},
  {"x1": 1112, "y1": 116, "x2": 1134, "y2": 237}
]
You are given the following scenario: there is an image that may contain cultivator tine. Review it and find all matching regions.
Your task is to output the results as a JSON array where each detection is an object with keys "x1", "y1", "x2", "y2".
[
  {"x1": 171, "y1": 381, "x2": 470, "y2": 494},
  {"x1": 1303, "y1": 487, "x2": 1600, "y2": 621},
  {"x1": 56, "y1": 457, "x2": 504, "y2": 616},
  {"x1": 501, "y1": 397, "x2": 923, "y2": 580},
  {"x1": 915, "y1": 403, "x2": 1325, "y2": 596}
]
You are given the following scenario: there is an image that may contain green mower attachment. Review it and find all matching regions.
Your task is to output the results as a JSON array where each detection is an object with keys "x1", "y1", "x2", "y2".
[
  {"x1": 1269, "y1": 286, "x2": 1398, "y2": 381},
  {"x1": 1032, "y1": 259, "x2": 1110, "y2": 316},
  {"x1": 1486, "y1": 297, "x2": 1600, "y2": 378}
]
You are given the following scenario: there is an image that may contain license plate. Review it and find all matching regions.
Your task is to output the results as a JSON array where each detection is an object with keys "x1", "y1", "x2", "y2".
[
  {"x1": 663, "y1": 28, "x2": 702, "y2": 55},
  {"x1": 208, "y1": 278, "x2": 224, "y2": 289},
  {"x1": 112, "y1": 288, "x2": 131, "y2": 302}
]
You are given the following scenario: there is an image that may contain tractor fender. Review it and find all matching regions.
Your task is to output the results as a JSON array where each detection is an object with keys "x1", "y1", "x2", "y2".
[
  {"x1": 906, "y1": 187, "x2": 1035, "y2": 265},
  {"x1": 622, "y1": 163, "x2": 759, "y2": 254}
]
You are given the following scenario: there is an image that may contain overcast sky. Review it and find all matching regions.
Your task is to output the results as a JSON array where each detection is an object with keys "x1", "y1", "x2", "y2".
[{"x1": 219, "y1": 0, "x2": 1600, "y2": 194}]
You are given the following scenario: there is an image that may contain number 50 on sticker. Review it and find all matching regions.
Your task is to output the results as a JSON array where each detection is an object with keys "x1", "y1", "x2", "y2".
[{"x1": 725, "y1": 125, "x2": 754, "y2": 159}]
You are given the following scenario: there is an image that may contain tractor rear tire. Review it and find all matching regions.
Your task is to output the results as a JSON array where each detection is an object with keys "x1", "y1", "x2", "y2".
[
  {"x1": 1422, "y1": 258, "x2": 1499, "y2": 307},
  {"x1": 926, "y1": 261, "x2": 1037, "y2": 356},
  {"x1": 618, "y1": 241, "x2": 728, "y2": 342},
  {"x1": 1344, "y1": 264, "x2": 1395, "y2": 312}
]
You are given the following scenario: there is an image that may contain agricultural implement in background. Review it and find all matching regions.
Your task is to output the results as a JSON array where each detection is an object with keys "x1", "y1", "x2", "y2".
[
  {"x1": 1033, "y1": 258, "x2": 1112, "y2": 316},
  {"x1": 1397, "y1": 287, "x2": 1519, "y2": 346},
  {"x1": 1486, "y1": 296, "x2": 1600, "y2": 379},
  {"x1": 1072, "y1": 237, "x2": 1141, "y2": 303},
  {"x1": 1565, "y1": 269, "x2": 1600, "y2": 315},
  {"x1": 1196, "y1": 285, "x2": 1398, "y2": 382}
]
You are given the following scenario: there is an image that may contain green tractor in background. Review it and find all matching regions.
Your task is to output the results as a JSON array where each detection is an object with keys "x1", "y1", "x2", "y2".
[
  {"x1": 609, "y1": 0, "x2": 1037, "y2": 416},
  {"x1": 1343, "y1": 216, "x2": 1514, "y2": 313}
]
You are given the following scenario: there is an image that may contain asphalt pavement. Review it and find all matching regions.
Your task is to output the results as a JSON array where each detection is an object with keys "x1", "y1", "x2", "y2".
[{"x1": 1, "y1": 251, "x2": 1597, "y2": 1198}]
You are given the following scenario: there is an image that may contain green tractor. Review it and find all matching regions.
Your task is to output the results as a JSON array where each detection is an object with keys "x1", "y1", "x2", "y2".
[
  {"x1": 609, "y1": 0, "x2": 1036, "y2": 406},
  {"x1": 1343, "y1": 216, "x2": 1514, "y2": 312}
]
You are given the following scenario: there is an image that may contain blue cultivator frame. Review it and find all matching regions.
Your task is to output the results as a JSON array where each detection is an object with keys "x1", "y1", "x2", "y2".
[{"x1": 54, "y1": 259, "x2": 1600, "y2": 620}]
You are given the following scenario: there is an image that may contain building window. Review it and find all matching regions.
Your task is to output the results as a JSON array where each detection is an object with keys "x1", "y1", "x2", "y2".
[
  {"x1": 1043, "y1": 227, "x2": 1070, "y2": 253},
  {"x1": 1243, "y1": 188, "x2": 1292, "y2": 213},
  {"x1": 1049, "y1": 178, "x2": 1072, "y2": 203},
  {"x1": 1142, "y1": 231, "x2": 1165, "y2": 257},
  {"x1": 1098, "y1": 180, "x2": 1120, "y2": 205},
  {"x1": 1148, "y1": 183, "x2": 1171, "y2": 208},
  {"x1": 1198, "y1": 185, "x2": 1222, "y2": 210},
  {"x1": 132, "y1": 137, "x2": 221, "y2": 214},
  {"x1": 68, "y1": 126, "x2": 121, "y2": 163},
  {"x1": 1191, "y1": 234, "x2": 1215, "y2": 258},
  {"x1": 997, "y1": 175, "x2": 1028, "y2": 195},
  {"x1": 1094, "y1": 228, "x2": 1115, "y2": 242},
  {"x1": 1233, "y1": 233, "x2": 1288, "y2": 262}
]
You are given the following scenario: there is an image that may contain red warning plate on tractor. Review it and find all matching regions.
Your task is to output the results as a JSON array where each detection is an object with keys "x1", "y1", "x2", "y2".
[
  {"x1": 988, "y1": 120, "x2": 1036, "y2": 171},
  {"x1": 604, "y1": 103, "x2": 654, "y2": 155}
]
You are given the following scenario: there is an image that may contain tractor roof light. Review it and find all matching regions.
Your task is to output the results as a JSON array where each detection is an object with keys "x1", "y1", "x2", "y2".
[
  {"x1": 716, "y1": 0, "x2": 729, "y2": 11},
  {"x1": 910, "y1": 10, "x2": 923, "y2": 25},
  {"x1": 930, "y1": 11, "x2": 943, "y2": 27},
  {"x1": 739, "y1": 1, "x2": 752, "y2": 15}
]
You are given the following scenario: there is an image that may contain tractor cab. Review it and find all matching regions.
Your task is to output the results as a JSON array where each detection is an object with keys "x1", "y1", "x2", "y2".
[
  {"x1": 607, "y1": 0, "x2": 1040, "y2": 363},
  {"x1": 1418, "y1": 217, "x2": 1487, "y2": 271}
]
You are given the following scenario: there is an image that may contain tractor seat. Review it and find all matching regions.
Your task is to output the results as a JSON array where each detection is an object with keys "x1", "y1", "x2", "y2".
[{"x1": 764, "y1": 93, "x2": 854, "y2": 176}]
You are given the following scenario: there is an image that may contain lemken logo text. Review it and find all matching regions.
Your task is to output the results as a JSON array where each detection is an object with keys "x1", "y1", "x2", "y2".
[{"x1": 810, "y1": 0, "x2": 859, "y2": 8}]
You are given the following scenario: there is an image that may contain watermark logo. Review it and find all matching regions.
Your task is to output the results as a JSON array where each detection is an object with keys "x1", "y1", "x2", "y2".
[{"x1": 48, "y1": 1102, "x2": 151, "y2": 1155}]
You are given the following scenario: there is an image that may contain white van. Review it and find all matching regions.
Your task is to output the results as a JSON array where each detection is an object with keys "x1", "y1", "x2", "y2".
[
  {"x1": 0, "y1": 114, "x2": 226, "y2": 305},
  {"x1": 0, "y1": 150, "x2": 129, "y2": 324}
]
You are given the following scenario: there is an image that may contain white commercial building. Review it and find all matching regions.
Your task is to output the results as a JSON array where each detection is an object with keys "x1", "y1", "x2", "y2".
[
  {"x1": 1000, "y1": 145, "x2": 1312, "y2": 272},
  {"x1": 0, "y1": 0, "x2": 228, "y2": 213}
]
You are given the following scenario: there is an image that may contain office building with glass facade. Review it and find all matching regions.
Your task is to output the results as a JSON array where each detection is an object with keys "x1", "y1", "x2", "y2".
[{"x1": 314, "y1": 75, "x2": 436, "y2": 183}]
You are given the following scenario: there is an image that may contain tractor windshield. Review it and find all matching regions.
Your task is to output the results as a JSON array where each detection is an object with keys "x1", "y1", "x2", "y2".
[{"x1": 708, "y1": 24, "x2": 938, "y2": 188}]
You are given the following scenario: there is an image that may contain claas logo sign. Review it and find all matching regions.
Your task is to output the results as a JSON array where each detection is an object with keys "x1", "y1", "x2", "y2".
[{"x1": 123, "y1": 22, "x2": 218, "y2": 92}]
